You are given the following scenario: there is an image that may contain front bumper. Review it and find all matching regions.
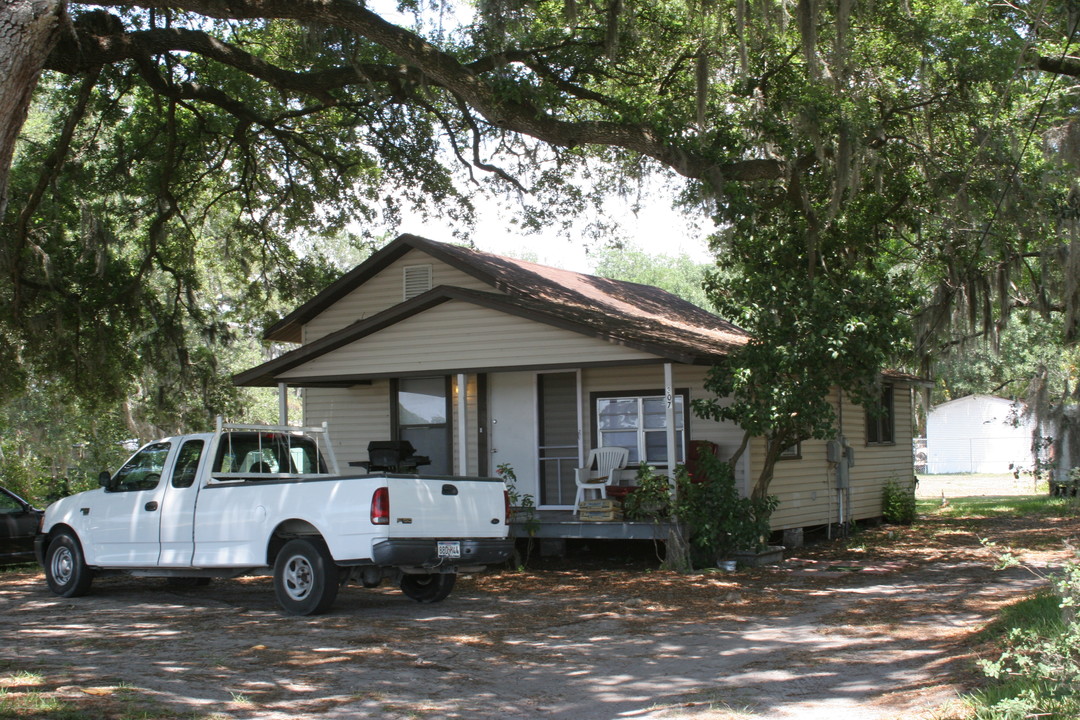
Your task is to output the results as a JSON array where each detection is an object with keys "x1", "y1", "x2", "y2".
[
  {"x1": 370, "y1": 538, "x2": 515, "y2": 568},
  {"x1": 33, "y1": 534, "x2": 48, "y2": 568}
]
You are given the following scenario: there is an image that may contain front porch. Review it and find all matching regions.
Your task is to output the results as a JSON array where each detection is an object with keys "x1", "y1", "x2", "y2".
[{"x1": 509, "y1": 509, "x2": 673, "y2": 541}]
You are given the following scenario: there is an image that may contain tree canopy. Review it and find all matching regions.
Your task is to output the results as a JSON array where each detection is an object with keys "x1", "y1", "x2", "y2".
[{"x1": 4, "y1": 0, "x2": 1080, "y2": 493}]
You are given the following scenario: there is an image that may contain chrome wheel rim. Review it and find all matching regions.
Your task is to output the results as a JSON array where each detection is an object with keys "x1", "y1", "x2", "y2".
[
  {"x1": 282, "y1": 554, "x2": 314, "y2": 601},
  {"x1": 51, "y1": 546, "x2": 74, "y2": 586}
]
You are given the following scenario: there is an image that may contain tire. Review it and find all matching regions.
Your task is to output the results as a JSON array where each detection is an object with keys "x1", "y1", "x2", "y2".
[
  {"x1": 44, "y1": 532, "x2": 94, "y2": 598},
  {"x1": 273, "y1": 538, "x2": 339, "y2": 616},
  {"x1": 399, "y1": 572, "x2": 456, "y2": 603}
]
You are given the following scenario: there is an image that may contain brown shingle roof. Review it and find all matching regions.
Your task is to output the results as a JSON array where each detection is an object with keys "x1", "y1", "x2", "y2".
[
  {"x1": 423, "y1": 239, "x2": 748, "y2": 353},
  {"x1": 236, "y1": 235, "x2": 749, "y2": 386}
]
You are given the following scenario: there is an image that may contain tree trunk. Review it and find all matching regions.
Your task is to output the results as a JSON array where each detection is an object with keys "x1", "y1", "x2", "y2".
[
  {"x1": 0, "y1": 0, "x2": 64, "y2": 216},
  {"x1": 751, "y1": 437, "x2": 786, "y2": 503},
  {"x1": 661, "y1": 520, "x2": 692, "y2": 572}
]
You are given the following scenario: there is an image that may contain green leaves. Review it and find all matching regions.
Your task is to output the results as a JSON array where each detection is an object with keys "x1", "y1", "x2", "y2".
[{"x1": 2, "y1": 0, "x2": 1076, "y2": 451}]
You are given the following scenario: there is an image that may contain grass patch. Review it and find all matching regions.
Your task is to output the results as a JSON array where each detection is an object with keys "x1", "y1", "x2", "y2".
[
  {"x1": 0, "y1": 670, "x2": 208, "y2": 720},
  {"x1": 0, "y1": 688, "x2": 81, "y2": 719},
  {"x1": 0, "y1": 564, "x2": 38, "y2": 575},
  {"x1": 966, "y1": 561, "x2": 1080, "y2": 719},
  {"x1": 919, "y1": 494, "x2": 1079, "y2": 520},
  {"x1": 977, "y1": 590, "x2": 1065, "y2": 642}
]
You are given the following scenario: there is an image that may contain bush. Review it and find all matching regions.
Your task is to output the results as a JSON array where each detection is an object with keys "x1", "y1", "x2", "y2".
[
  {"x1": 882, "y1": 476, "x2": 917, "y2": 525},
  {"x1": 626, "y1": 453, "x2": 777, "y2": 566},
  {"x1": 973, "y1": 560, "x2": 1080, "y2": 718},
  {"x1": 622, "y1": 465, "x2": 673, "y2": 521}
]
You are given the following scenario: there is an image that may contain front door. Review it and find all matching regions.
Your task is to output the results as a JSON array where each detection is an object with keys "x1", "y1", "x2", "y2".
[
  {"x1": 489, "y1": 371, "x2": 538, "y2": 495},
  {"x1": 489, "y1": 371, "x2": 581, "y2": 508},
  {"x1": 90, "y1": 441, "x2": 174, "y2": 566},
  {"x1": 0, "y1": 489, "x2": 38, "y2": 564}
]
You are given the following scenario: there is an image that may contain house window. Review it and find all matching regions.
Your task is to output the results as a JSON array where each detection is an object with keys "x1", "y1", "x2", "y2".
[
  {"x1": 394, "y1": 376, "x2": 451, "y2": 474},
  {"x1": 593, "y1": 390, "x2": 688, "y2": 466},
  {"x1": 866, "y1": 384, "x2": 895, "y2": 445},
  {"x1": 777, "y1": 441, "x2": 802, "y2": 460},
  {"x1": 403, "y1": 264, "x2": 432, "y2": 300}
]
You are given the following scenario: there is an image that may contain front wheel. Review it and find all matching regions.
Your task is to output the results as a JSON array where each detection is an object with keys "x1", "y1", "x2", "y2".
[
  {"x1": 273, "y1": 538, "x2": 339, "y2": 616},
  {"x1": 399, "y1": 572, "x2": 456, "y2": 603},
  {"x1": 44, "y1": 532, "x2": 94, "y2": 598}
]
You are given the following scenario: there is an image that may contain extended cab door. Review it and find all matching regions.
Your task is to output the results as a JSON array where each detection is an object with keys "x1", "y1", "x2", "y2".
[
  {"x1": 157, "y1": 438, "x2": 207, "y2": 566},
  {"x1": 90, "y1": 441, "x2": 175, "y2": 566}
]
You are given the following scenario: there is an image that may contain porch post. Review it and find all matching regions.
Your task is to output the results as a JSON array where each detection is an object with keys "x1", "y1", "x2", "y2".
[
  {"x1": 664, "y1": 363, "x2": 677, "y2": 480},
  {"x1": 457, "y1": 373, "x2": 468, "y2": 475},
  {"x1": 277, "y1": 383, "x2": 288, "y2": 426}
]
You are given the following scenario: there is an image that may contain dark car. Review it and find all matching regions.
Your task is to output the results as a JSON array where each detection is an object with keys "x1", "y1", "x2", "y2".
[{"x1": 0, "y1": 487, "x2": 43, "y2": 566}]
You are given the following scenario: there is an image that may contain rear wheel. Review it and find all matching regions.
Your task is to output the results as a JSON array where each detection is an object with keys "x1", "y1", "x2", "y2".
[
  {"x1": 44, "y1": 532, "x2": 93, "y2": 598},
  {"x1": 399, "y1": 572, "x2": 456, "y2": 603},
  {"x1": 273, "y1": 538, "x2": 339, "y2": 616}
]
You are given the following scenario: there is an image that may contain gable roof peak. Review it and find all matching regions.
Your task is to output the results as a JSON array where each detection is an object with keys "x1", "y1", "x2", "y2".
[{"x1": 264, "y1": 233, "x2": 747, "y2": 347}]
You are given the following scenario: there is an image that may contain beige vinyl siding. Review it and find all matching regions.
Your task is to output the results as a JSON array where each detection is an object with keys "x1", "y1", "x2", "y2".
[
  {"x1": 280, "y1": 302, "x2": 660, "y2": 381},
  {"x1": 303, "y1": 249, "x2": 493, "y2": 343},
  {"x1": 580, "y1": 364, "x2": 747, "y2": 486},
  {"x1": 761, "y1": 434, "x2": 836, "y2": 530},
  {"x1": 763, "y1": 384, "x2": 916, "y2": 530},
  {"x1": 848, "y1": 384, "x2": 915, "y2": 520},
  {"x1": 303, "y1": 382, "x2": 392, "y2": 469}
]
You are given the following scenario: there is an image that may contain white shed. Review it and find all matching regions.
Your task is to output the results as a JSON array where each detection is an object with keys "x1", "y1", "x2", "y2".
[{"x1": 925, "y1": 395, "x2": 1035, "y2": 474}]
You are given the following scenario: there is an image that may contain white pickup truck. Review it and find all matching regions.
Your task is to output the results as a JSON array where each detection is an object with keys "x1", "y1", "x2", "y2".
[{"x1": 35, "y1": 421, "x2": 513, "y2": 615}]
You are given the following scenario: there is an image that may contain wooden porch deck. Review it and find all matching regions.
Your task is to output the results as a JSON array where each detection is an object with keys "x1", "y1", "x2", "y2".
[{"x1": 509, "y1": 509, "x2": 673, "y2": 541}]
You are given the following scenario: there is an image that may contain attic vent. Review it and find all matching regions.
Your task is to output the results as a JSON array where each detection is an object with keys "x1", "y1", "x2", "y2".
[{"x1": 403, "y1": 264, "x2": 433, "y2": 300}]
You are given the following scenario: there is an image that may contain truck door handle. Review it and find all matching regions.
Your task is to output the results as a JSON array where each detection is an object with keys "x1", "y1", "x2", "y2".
[{"x1": 144, "y1": 501, "x2": 158, "y2": 511}]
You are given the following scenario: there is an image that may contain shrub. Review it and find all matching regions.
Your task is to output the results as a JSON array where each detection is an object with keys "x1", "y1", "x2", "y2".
[
  {"x1": 622, "y1": 465, "x2": 673, "y2": 521},
  {"x1": 626, "y1": 452, "x2": 777, "y2": 566},
  {"x1": 974, "y1": 560, "x2": 1080, "y2": 718},
  {"x1": 882, "y1": 476, "x2": 917, "y2": 525}
]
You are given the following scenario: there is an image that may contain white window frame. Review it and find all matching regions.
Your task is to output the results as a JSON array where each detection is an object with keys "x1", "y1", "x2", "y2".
[{"x1": 593, "y1": 390, "x2": 688, "y2": 468}]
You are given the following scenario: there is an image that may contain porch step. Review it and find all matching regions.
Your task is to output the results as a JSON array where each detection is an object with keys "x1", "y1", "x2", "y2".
[{"x1": 578, "y1": 509, "x2": 624, "y2": 522}]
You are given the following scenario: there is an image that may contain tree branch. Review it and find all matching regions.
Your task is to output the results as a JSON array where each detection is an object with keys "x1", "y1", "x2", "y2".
[
  {"x1": 97, "y1": 0, "x2": 785, "y2": 184},
  {"x1": 46, "y1": 24, "x2": 418, "y2": 102},
  {"x1": 1036, "y1": 54, "x2": 1080, "y2": 78}
]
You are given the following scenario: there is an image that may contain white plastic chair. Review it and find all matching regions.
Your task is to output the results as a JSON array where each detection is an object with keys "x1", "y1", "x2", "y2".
[{"x1": 573, "y1": 447, "x2": 630, "y2": 514}]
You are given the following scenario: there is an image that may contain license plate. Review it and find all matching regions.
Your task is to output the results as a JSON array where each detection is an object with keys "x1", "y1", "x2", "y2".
[{"x1": 437, "y1": 541, "x2": 461, "y2": 559}]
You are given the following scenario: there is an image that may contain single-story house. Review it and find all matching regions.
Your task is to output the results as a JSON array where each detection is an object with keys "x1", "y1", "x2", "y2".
[
  {"x1": 925, "y1": 395, "x2": 1037, "y2": 474},
  {"x1": 235, "y1": 234, "x2": 918, "y2": 538}
]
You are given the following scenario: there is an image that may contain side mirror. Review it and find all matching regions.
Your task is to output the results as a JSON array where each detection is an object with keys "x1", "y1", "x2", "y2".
[{"x1": 98, "y1": 470, "x2": 113, "y2": 489}]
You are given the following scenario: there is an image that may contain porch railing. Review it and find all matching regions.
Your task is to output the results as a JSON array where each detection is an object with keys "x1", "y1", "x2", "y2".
[{"x1": 539, "y1": 444, "x2": 577, "y2": 506}]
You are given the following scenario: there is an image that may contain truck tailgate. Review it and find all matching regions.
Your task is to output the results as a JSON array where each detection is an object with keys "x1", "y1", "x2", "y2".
[{"x1": 383, "y1": 475, "x2": 506, "y2": 538}]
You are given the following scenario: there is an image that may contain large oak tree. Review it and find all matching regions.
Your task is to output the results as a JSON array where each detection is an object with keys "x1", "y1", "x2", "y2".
[{"x1": 3, "y1": 0, "x2": 1079, "y2": 494}]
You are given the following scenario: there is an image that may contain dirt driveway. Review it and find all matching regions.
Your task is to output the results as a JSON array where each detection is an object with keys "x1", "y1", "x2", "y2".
[{"x1": 2, "y1": 495, "x2": 1076, "y2": 720}]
